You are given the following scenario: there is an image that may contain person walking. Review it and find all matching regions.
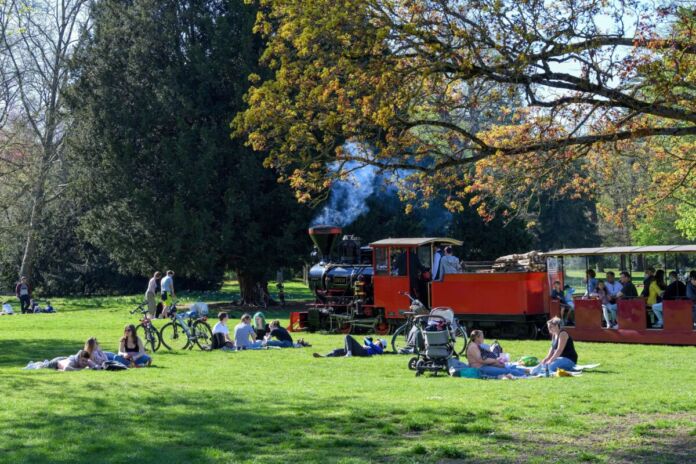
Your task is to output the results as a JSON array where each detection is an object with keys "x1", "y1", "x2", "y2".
[
  {"x1": 160, "y1": 270, "x2": 176, "y2": 318},
  {"x1": 145, "y1": 271, "x2": 161, "y2": 318},
  {"x1": 15, "y1": 276, "x2": 32, "y2": 314}
]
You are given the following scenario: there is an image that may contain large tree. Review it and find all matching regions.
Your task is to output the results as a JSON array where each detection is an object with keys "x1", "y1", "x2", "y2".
[
  {"x1": 234, "y1": 0, "x2": 695, "y2": 218},
  {"x1": 69, "y1": 0, "x2": 311, "y2": 298},
  {"x1": 0, "y1": 0, "x2": 88, "y2": 281}
]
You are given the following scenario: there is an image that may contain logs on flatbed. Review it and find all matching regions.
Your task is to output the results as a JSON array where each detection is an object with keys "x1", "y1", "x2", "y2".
[{"x1": 492, "y1": 251, "x2": 546, "y2": 272}]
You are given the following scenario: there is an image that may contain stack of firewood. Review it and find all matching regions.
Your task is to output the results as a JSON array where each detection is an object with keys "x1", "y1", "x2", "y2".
[{"x1": 492, "y1": 251, "x2": 546, "y2": 272}]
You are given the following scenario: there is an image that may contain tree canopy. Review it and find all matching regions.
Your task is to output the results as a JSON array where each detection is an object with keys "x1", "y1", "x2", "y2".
[
  {"x1": 69, "y1": 0, "x2": 312, "y2": 295},
  {"x1": 235, "y1": 0, "x2": 696, "y2": 220}
]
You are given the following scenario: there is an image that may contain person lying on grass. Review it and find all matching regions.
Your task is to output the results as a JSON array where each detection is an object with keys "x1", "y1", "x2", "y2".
[
  {"x1": 313, "y1": 335, "x2": 386, "y2": 358},
  {"x1": 84, "y1": 337, "x2": 116, "y2": 366},
  {"x1": 24, "y1": 350, "x2": 92, "y2": 371},
  {"x1": 466, "y1": 330, "x2": 528, "y2": 378},
  {"x1": 114, "y1": 324, "x2": 152, "y2": 367},
  {"x1": 530, "y1": 317, "x2": 578, "y2": 375}
]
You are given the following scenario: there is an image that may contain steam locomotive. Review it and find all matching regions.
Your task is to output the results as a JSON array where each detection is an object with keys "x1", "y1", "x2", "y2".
[{"x1": 307, "y1": 226, "x2": 388, "y2": 334}]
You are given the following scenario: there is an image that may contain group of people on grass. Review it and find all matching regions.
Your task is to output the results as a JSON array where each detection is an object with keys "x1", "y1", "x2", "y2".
[
  {"x1": 25, "y1": 326, "x2": 152, "y2": 371},
  {"x1": 212, "y1": 311, "x2": 310, "y2": 351},
  {"x1": 552, "y1": 268, "x2": 696, "y2": 329},
  {"x1": 465, "y1": 317, "x2": 577, "y2": 378}
]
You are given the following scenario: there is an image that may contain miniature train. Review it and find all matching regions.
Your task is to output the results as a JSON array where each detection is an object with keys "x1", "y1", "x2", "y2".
[
  {"x1": 304, "y1": 225, "x2": 550, "y2": 338},
  {"x1": 297, "y1": 228, "x2": 696, "y2": 345}
]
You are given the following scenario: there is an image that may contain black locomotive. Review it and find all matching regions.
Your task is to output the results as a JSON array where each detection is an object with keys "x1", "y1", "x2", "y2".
[{"x1": 306, "y1": 225, "x2": 387, "y2": 333}]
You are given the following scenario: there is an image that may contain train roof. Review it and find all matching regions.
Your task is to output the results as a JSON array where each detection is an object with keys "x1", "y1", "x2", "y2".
[
  {"x1": 369, "y1": 237, "x2": 463, "y2": 247},
  {"x1": 545, "y1": 245, "x2": 696, "y2": 256}
]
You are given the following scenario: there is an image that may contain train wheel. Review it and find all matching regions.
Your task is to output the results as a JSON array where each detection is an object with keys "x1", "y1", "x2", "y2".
[
  {"x1": 374, "y1": 321, "x2": 390, "y2": 335},
  {"x1": 527, "y1": 323, "x2": 539, "y2": 340}
]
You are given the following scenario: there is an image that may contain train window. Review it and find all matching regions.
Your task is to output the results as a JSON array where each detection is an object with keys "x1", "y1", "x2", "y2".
[
  {"x1": 390, "y1": 248, "x2": 408, "y2": 276},
  {"x1": 417, "y1": 245, "x2": 431, "y2": 271},
  {"x1": 375, "y1": 248, "x2": 388, "y2": 275}
]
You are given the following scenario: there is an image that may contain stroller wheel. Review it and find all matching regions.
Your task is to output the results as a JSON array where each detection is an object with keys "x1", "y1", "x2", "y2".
[{"x1": 408, "y1": 357, "x2": 418, "y2": 370}]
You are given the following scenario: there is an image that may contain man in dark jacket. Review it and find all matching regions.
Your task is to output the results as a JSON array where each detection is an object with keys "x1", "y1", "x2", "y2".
[
  {"x1": 617, "y1": 271, "x2": 638, "y2": 299},
  {"x1": 15, "y1": 276, "x2": 32, "y2": 314}
]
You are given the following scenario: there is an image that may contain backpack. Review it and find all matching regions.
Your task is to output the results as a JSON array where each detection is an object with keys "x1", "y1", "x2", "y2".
[
  {"x1": 211, "y1": 332, "x2": 226, "y2": 350},
  {"x1": 103, "y1": 361, "x2": 129, "y2": 371}
]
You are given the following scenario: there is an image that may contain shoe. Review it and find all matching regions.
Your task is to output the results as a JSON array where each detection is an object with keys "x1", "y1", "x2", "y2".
[
  {"x1": 345, "y1": 352, "x2": 352, "y2": 357},
  {"x1": 312, "y1": 353, "x2": 323, "y2": 358}
]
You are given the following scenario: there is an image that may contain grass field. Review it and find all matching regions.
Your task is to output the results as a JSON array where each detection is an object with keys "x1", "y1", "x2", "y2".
[{"x1": 1, "y1": 285, "x2": 695, "y2": 464}]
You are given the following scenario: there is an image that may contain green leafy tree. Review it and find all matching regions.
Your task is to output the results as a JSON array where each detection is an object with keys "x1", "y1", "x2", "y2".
[{"x1": 69, "y1": 0, "x2": 311, "y2": 298}]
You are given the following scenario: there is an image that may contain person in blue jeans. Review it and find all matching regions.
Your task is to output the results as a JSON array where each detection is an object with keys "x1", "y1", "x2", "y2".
[
  {"x1": 313, "y1": 336, "x2": 386, "y2": 357},
  {"x1": 264, "y1": 320, "x2": 294, "y2": 348},
  {"x1": 531, "y1": 317, "x2": 578, "y2": 375},
  {"x1": 465, "y1": 330, "x2": 528, "y2": 378},
  {"x1": 114, "y1": 324, "x2": 152, "y2": 367}
]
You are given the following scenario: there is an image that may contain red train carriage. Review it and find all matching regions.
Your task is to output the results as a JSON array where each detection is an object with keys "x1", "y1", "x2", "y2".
[
  {"x1": 544, "y1": 246, "x2": 696, "y2": 346},
  {"x1": 370, "y1": 238, "x2": 550, "y2": 338}
]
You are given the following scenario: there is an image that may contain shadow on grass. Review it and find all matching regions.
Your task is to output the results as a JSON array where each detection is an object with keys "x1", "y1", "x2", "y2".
[
  {"x1": 0, "y1": 338, "x2": 86, "y2": 368},
  {"x1": 0, "y1": 380, "x2": 528, "y2": 464}
]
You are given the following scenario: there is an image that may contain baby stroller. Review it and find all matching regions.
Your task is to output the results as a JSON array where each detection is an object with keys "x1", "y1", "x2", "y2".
[{"x1": 410, "y1": 310, "x2": 460, "y2": 377}]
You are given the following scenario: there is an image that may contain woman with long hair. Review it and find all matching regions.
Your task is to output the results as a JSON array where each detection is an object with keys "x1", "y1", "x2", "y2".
[
  {"x1": 531, "y1": 317, "x2": 578, "y2": 375},
  {"x1": 83, "y1": 337, "x2": 115, "y2": 366},
  {"x1": 114, "y1": 324, "x2": 151, "y2": 367}
]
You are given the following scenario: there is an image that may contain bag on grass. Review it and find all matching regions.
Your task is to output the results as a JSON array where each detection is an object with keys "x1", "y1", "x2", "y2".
[
  {"x1": 103, "y1": 361, "x2": 129, "y2": 371},
  {"x1": 458, "y1": 367, "x2": 481, "y2": 379},
  {"x1": 211, "y1": 333, "x2": 226, "y2": 350}
]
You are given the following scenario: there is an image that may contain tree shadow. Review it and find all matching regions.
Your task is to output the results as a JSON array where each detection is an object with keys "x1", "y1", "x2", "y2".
[{"x1": 0, "y1": 338, "x2": 86, "y2": 368}]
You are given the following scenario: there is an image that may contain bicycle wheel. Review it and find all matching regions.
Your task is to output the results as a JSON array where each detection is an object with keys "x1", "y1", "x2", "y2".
[
  {"x1": 391, "y1": 322, "x2": 411, "y2": 353},
  {"x1": 160, "y1": 322, "x2": 189, "y2": 350},
  {"x1": 192, "y1": 320, "x2": 213, "y2": 351},
  {"x1": 452, "y1": 324, "x2": 468, "y2": 355},
  {"x1": 136, "y1": 323, "x2": 161, "y2": 353}
]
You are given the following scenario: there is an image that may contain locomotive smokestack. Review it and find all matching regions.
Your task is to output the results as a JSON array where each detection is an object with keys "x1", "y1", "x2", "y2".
[{"x1": 308, "y1": 225, "x2": 342, "y2": 261}]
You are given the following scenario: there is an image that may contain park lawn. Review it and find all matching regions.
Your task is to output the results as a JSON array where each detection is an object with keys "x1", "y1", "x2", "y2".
[{"x1": 1, "y1": 296, "x2": 695, "y2": 464}]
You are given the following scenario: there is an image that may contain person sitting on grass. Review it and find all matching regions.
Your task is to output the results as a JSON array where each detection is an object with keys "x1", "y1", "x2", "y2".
[
  {"x1": 253, "y1": 311, "x2": 269, "y2": 340},
  {"x1": 25, "y1": 350, "x2": 92, "y2": 371},
  {"x1": 531, "y1": 317, "x2": 578, "y2": 375},
  {"x1": 84, "y1": 337, "x2": 115, "y2": 367},
  {"x1": 114, "y1": 324, "x2": 152, "y2": 367},
  {"x1": 234, "y1": 313, "x2": 263, "y2": 350},
  {"x1": 313, "y1": 335, "x2": 386, "y2": 357},
  {"x1": 465, "y1": 330, "x2": 527, "y2": 378},
  {"x1": 264, "y1": 320, "x2": 294, "y2": 348},
  {"x1": 212, "y1": 312, "x2": 235, "y2": 350}
]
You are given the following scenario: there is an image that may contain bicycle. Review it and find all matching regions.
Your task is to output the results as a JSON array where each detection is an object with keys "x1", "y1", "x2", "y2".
[
  {"x1": 130, "y1": 303, "x2": 162, "y2": 353},
  {"x1": 391, "y1": 292, "x2": 468, "y2": 356},
  {"x1": 159, "y1": 302, "x2": 213, "y2": 351}
]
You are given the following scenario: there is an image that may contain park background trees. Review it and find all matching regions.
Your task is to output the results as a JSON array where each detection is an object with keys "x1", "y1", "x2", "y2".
[{"x1": 0, "y1": 0, "x2": 693, "y2": 296}]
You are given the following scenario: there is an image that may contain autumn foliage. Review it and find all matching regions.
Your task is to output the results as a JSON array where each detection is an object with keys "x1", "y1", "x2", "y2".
[{"x1": 235, "y1": 0, "x2": 695, "y2": 224}]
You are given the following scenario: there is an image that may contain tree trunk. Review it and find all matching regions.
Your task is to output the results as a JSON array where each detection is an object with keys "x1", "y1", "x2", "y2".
[
  {"x1": 19, "y1": 180, "x2": 46, "y2": 281},
  {"x1": 237, "y1": 270, "x2": 276, "y2": 306}
]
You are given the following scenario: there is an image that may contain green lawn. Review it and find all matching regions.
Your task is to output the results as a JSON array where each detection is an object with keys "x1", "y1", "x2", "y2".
[{"x1": 1, "y1": 289, "x2": 695, "y2": 464}]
